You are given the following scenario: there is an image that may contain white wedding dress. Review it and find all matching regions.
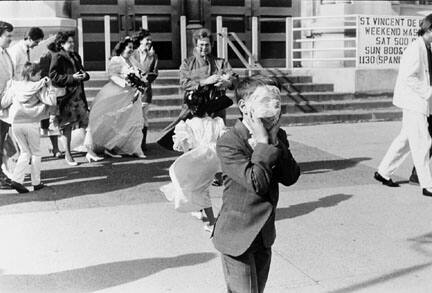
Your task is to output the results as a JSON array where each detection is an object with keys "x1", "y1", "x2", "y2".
[
  {"x1": 89, "y1": 56, "x2": 144, "y2": 156},
  {"x1": 160, "y1": 116, "x2": 226, "y2": 212}
]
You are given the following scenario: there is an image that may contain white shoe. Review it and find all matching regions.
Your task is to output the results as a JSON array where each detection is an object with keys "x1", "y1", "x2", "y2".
[
  {"x1": 191, "y1": 211, "x2": 204, "y2": 221},
  {"x1": 134, "y1": 153, "x2": 146, "y2": 159},
  {"x1": 104, "y1": 149, "x2": 122, "y2": 158},
  {"x1": 65, "y1": 157, "x2": 78, "y2": 166},
  {"x1": 86, "y1": 153, "x2": 104, "y2": 163}
]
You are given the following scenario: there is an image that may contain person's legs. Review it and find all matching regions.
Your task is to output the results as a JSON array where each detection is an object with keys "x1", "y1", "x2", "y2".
[
  {"x1": 405, "y1": 110, "x2": 432, "y2": 189},
  {"x1": 410, "y1": 114, "x2": 432, "y2": 183},
  {"x1": 49, "y1": 136, "x2": 60, "y2": 156},
  {"x1": 221, "y1": 252, "x2": 258, "y2": 293},
  {"x1": 27, "y1": 123, "x2": 42, "y2": 186},
  {"x1": 141, "y1": 102, "x2": 149, "y2": 152},
  {"x1": 0, "y1": 120, "x2": 10, "y2": 180},
  {"x1": 254, "y1": 247, "x2": 272, "y2": 293},
  {"x1": 10, "y1": 124, "x2": 30, "y2": 193},
  {"x1": 377, "y1": 111, "x2": 411, "y2": 179},
  {"x1": 62, "y1": 126, "x2": 75, "y2": 163}
]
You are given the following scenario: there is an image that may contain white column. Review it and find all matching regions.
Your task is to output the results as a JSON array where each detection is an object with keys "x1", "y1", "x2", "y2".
[
  {"x1": 286, "y1": 17, "x2": 293, "y2": 69},
  {"x1": 141, "y1": 16, "x2": 148, "y2": 30},
  {"x1": 222, "y1": 27, "x2": 228, "y2": 60},
  {"x1": 104, "y1": 15, "x2": 111, "y2": 72},
  {"x1": 216, "y1": 16, "x2": 223, "y2": 58},
  {"x1": 180, "y1": 16, "x2": 187, "y2": 61},
  {"x1": 77, "y1": 18, "x2": 84, "y2": 62},
  {"x1": 251, "y1": 16, "x2": 258, "y2": 63}
]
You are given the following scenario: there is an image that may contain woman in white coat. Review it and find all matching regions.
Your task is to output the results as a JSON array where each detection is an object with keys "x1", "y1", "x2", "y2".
[{"x1": 375, "y1": 14, "x2": 432, "y2": 196}]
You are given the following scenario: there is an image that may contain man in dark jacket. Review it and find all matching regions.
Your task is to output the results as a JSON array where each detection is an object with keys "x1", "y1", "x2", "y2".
[{"x1": 213, "y1": 76, "x2": 300, "y2": 292}]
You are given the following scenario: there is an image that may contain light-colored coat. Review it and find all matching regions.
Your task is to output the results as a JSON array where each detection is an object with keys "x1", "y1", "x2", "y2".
[
  {"x1": 1, "y1": 79, "x2": 56, "y2": 124},
  {"x1": 0, "y1": 47, "x2": 15, "y2": 120},
  {"x1": 393, "y1": 38, "x2": 432, "y2": 115}
]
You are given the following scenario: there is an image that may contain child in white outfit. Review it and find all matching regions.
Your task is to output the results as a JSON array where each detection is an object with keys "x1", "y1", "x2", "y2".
[
  {"x1": 1, "y1": 62, "x2": 56, "y2": 193},
  {"x1": 160, "y1": 90, "x2": 230, "y2": 232}
]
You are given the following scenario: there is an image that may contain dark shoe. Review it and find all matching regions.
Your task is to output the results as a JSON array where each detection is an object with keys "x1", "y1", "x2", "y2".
[
  {"x1": 10, "y1": 181, "x2": 29, "y2": 193},
  {"x1": 409, "y1": 173, "x2": 420, "y2": 185},
  {"x1": 33, "y1": 183, "x2": 45, "y2": 191},
  {"x1": 374, "y1": 172, "x2": 399, "y2": 187},
  {"x1": 423, "y1": 188, "x2": 432, "y2": 197},
  {"x1": 211, "y1": 178, "x2": 223, "y2": 187}
]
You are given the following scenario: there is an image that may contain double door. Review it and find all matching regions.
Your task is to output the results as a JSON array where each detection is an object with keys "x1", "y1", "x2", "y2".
[
  {"x1": 72, "y1": 0, "x2": 181, "y2": 70},
  {"x1": 202, "y1": 0, "x2": 299, "y2": 67}
]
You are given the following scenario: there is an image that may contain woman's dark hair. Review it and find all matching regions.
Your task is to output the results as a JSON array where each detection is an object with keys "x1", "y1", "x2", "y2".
[
  {"x1": 418, "y1": 14, "x2": 432, "y2": 36},
  {"x1": 26, "y1": 27, "x2": 44, "y2": 41},
  {"x1": 235, "y1": 75, "x2": 280, "y2": 103},
  {"x1": 0, "y1": 21, "x2": 13, "y2": 37},
  {"x1": 21, "y1": 62, "x2": 42, "y2": 81},
  {"x1": 132, "y1": 29, "x2": 151, "y2": 49},
  {"x1": 54, "y1": 31, "x2": 75, "y2": 51},
  {"x1": 184, "y1": 90, "x2": 210, "y2": 118},
  {"x1": 112, "y1": 37, "x2": 134, "y2": 56},
  {"x1": 192, "y1": 28, "x2": 213, "y2": 46}
]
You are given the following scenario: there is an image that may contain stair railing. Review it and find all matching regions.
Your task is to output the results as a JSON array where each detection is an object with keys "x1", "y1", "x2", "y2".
[{"x1": 217, "y1": 29, "x2": 316, "y2": 112}]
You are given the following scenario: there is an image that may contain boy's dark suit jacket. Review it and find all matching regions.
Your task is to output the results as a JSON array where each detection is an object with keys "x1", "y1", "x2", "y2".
[{"x1": 213, "y1": 120, "x2": 300, "y2": 257}]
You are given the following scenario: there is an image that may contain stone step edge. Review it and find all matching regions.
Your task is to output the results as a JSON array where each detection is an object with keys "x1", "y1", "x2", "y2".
[
  {"x1": 146, "y1": 107, "x2": 401, "y2": 123},
  {"x1": 145, "y1": 98, "x2": 395, "y2": 111}
]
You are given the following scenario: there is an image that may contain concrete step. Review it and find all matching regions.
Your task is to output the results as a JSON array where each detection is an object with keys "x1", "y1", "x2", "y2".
[
  {"x1": 84, "y1": 82, "x2": 334, "y2": 99},
  {"x1": 146, "y1": 107, "x2": 402, "y2": 130},
  {"x1": 146, "y1": 98, "x2": 395, "y2": 119},
  {"x1": 85, "y1": 75, "x2": 314, "y2": 88}
]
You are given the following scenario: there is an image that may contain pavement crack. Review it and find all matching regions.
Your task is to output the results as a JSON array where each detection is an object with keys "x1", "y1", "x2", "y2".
[{"x1": 273, "y1": 248, "x2": 320, "y2": 284}]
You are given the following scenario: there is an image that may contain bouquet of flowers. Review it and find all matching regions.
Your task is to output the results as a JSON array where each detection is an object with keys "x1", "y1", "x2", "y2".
[{"x1": 126, "y1": 69, "x2": 148, "y2": 94}]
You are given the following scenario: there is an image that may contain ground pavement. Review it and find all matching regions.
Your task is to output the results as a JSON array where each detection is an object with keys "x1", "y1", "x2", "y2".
[{"x1": 1, "y1": 121, "x2": 432, "y2": 293}]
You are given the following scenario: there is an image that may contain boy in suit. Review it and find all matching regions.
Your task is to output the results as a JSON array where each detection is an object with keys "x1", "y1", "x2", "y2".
[{"x1": 213, "y1": 75, "x2": 300, "y2": 293}]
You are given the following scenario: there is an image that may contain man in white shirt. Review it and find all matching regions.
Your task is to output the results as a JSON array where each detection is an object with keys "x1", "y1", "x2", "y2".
[
  {"x1": 0, "y1": 21, "x2": 14, "y2": 189},
  {"x1": 375, "y1": 14, "x2": 432, "y2": 197},
  {"x1": 8, "y1": 27, "x2": 44, "y2": 80}
]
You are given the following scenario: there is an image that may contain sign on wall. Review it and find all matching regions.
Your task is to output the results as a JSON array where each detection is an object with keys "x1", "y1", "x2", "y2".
[{"x1": 357, "y1": 15, "x2": 422, "y2": 68}]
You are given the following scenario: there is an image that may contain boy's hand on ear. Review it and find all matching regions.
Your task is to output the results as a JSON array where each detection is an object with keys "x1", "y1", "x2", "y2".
[{"x1": 247, "y1": 111, "x2": 268, "y2": 144}]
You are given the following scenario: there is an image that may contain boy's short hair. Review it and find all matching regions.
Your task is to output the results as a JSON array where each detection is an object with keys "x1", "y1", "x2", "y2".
[
  {"x1": 192, "y1": 28, "x2": 213, "y2": 46},
  {"x1": 418, "y1": 14, "x2": 432, "y2": 36},
  {"x1": 21, "y1": 62, "x2": 42, "y2": 80},
  {"x1": 0, "y1": 21, "x2": 13, "y2": 37},
  {"x1": 235, "y1": 75, "x2": 280, "y2": 103},
  {"x1": 26, "y1": 27, "x2": 44, "y2": 41}
]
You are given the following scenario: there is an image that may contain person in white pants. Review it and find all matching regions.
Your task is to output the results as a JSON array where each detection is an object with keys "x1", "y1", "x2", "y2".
[
  {"x1": 1, "y1": 62, "x2": 56, "y2": 193},
  {"x1": 375, "y1": 14, "x2": 432, "y2": 196}
]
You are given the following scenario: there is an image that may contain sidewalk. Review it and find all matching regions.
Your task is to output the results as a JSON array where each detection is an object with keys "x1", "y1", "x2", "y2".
[{"x1": 1, "y1": 121, "x2": 432, "y2": 292}]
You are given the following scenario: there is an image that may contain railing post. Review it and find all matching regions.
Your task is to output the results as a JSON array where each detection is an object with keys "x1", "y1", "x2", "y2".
[
  {"x1": 217, "y1": 16, "x2": 223, "y2": 58},
  {"x1": 222, "y1": 27, "x2": 228, "y2": 60},
  {"x1": 251, "y1": 16, "x2": 258, "y2": 63},
  {"x1": 77, "y1": 18, "x2": 84, "y2": 63},
  {"x1": 141, "y1": 16, "x2": 148, "y2": 30},
  {"x1": 104, "y1": 15, "x2": 111, "y2": 72},
  {"x1": 286, "y1": 17, "x2": 293, "y2": 69},
  {"x1": 180, "y1": 15, "x2": 187, "y2": 61}
]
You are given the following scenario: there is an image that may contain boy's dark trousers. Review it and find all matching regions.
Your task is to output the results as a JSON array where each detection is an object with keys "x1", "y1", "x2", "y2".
[
  {"x1": 221, "y1": 233, "x2": 271, "y2": 293},
  {"x1": 410, "y1": 115, "x2": 432, "y2": 183}
]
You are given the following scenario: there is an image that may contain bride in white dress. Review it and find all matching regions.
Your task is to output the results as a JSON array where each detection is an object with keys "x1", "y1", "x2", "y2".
[{"x1": 88, "y1": 38, "x2": 146, "y2": 158}]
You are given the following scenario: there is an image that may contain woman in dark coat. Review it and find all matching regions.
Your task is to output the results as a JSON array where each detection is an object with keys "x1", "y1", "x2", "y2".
[{"x1": 49, "y1": 31, "x2": 100, "y2": 165}]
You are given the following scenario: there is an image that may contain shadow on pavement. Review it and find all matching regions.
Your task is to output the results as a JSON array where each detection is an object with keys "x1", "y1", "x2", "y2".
[
  {"x1": 276, "y1": 193, "x2": 352, "y2": 221},
  {"x1": 328, "y1": 262, "x2": 432, "y2": 293},
  {"x1": 408, "y1": 232, "x2": 432, "y2": 257},
  {"x1": 0, "y1": 252, "x2": 216, "y2": 293},
  {"x1": 0, "y1": 143, "x2": 179, "y2": 207},
  {"x1": 299, "y1": 157, "x2": 371, "y2": 175}
]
